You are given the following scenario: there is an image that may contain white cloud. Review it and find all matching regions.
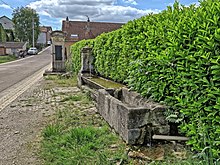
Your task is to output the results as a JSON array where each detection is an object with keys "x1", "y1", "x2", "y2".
[
  {"x1": 123, "y1": 0, "x2": 137, "y2": 5},
  {"x1": 0, "y1": 4, "x2": 12, "y2": 9},
  {"x1": 28, "y1": 0, "x2": 160, "y2": 24}
]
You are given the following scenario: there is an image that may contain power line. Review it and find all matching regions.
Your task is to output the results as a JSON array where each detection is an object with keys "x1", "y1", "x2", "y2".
[{"x1": 0, "y1": 0, "x2": 14, "y2": 9}]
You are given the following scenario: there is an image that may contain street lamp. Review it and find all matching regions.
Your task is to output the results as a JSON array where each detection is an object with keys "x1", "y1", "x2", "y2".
[{"x1": 32, "y1": 17, "x2": 35, "y2": 47}]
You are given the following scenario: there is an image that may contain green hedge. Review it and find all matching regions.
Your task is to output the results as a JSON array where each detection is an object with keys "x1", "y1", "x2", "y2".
[{"x1": 71, "y1": 0, "x2": 220, "y2": 158}]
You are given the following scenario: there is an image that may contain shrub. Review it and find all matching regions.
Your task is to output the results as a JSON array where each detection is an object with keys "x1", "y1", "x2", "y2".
[{"x1": 71, "y1": 0, "x2": 220, "y2": 159}]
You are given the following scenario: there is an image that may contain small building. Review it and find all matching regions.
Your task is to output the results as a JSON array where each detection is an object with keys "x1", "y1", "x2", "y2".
[
  {"x1": 37, "y1": 26, "x2": 52, "y2": 45},
  {"x1": 50, "y1": 31, "x2": 66, "y2": 72},
  {"x1": 0, "y1": 42, "x2": 27, "y2": 56},
  {"x1": 62, "y1": 17, "x2": 124, "y2": 58}
]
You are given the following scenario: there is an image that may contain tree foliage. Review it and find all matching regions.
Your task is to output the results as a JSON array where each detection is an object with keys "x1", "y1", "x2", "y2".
[
  {"x1": 0, "y1": 24, "x2": 7, "y2": 42},
  {"x1": 5, "y1": 29, "x2": 15, "y2": 41},
  {"x1": 12, "y1": 7, "x2": 40, "y2": 45}
]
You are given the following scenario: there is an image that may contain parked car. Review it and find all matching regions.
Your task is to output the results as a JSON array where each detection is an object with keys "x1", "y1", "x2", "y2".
[{"x1": 27, "y1": 47, "x2": 38, "y2": 55}]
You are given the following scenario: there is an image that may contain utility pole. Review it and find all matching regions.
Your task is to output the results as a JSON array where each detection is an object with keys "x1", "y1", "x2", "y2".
[{"x1": 32, "y1": 17, "x2": 35, "y2": 47}]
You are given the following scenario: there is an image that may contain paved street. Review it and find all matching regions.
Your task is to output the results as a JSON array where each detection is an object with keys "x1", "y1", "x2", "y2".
[
  {"x1": 0, "y1": 47, "x2": 52, "y2": 94},
  {"x1": 0, "y1": 47, "x2": 53, "y2": 165}
]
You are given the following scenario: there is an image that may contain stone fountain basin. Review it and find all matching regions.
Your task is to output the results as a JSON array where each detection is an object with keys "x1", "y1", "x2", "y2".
[
  {"x1": 97, "y1": 88, "x2": 169, "y2": 144},
  {"x1": 79, "y1": 74, "x2": 169, "y2": 144}
]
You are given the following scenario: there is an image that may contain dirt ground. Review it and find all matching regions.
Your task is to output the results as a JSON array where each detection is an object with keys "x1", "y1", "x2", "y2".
[{"x1": 0, "y1": 78, "x2": 80, "y2": 165}]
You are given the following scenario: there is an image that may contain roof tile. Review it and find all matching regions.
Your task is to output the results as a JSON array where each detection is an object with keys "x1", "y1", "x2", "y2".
[{"x1": 62, "y1": 20, "x2": 123, "y2": 41}]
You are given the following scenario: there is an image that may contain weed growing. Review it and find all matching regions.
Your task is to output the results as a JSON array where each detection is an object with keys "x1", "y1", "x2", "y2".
[
  {"x1": 40, "y1": 76, "x2": 128, "y2": 164},
  {"x1": 44, "y1": 75, "x2": 77, "y2": 87},
  {"x1": 0, "y1": 55, "x2": 17, "y2": 64}
]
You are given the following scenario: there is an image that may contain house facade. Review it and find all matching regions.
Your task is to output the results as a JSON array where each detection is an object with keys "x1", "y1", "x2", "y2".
[
  {"x1": 62, "y1": 18, "x2": 124, "y2": 58},
  {"x1": 0, "y1": 16, "x2": 15, "y2": 41},
  {"x1": 37, "y1": 26, "x2": 52, "y2": 45},
  {"x1": 0, "y1": 42, "x2": 27, "y2": 56},
  {"x1": 0, "y1": 16, "x2": 14, "y2": 30}
]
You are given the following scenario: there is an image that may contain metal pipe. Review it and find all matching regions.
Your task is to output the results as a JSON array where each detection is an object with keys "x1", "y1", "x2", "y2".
[{"x1": 152, "y1": 135, "x2": 189, "y2": 141}]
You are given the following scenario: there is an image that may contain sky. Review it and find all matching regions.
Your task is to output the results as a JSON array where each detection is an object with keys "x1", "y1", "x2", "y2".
[{"x1": 0, "y1": 0, "x2": 199, "y2": 30}]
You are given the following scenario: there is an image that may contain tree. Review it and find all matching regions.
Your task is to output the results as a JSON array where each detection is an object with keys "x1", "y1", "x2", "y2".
[
  {"x1": 12, "y1": 7, "x2": 40, "y2": 47},
  {"x1": 0, "y1": 24, "x2": 7, "y2": 42},
  {"x1": 5, "y1": 29, "x2": 15, "y2": 41}
]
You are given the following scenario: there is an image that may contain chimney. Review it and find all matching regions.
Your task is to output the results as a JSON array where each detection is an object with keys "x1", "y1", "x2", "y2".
[
  {"x1": 65, "y1": 16, "x2": 70, "y2": 30},
  {"x1": 84, "y1": 15, "x2": 95, "y2": 39}
]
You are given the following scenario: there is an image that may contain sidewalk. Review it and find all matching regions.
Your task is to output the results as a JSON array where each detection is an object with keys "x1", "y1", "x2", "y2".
[{"x1": 0, "y1": 77, "x2": 80, "y2": 165}]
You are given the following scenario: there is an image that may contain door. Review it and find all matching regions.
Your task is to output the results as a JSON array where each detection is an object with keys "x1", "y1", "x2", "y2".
[{"x1": 55, "y1": 45, "x2": 62, "y2": 60}]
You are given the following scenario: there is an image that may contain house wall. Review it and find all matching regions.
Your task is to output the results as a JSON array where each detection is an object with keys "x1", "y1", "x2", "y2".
[
  {"x1": 0, "y1": 47, "x2": 5, "y2": 55},
  {"x1": 64, "y1": 41, "x2": 76, "y2": 59},
  {"x1": 37, "y1": 32, "x2": 47, "y2": 44},
  {"x1": 46, "y1": 31, "x2": 51, "y2": 44},
  {"x1": 37, "y1": 26, "x2": 52, "y2": 45},
  {"x1": 22, "y1": 43, "x2": 27, "y2": 50},
  {"x1": 6, "y1": 48, "x2": 12, "y2": 55},
  {"x1": 6, "y1": 48, "x2": 17, "y2": 55},
  {"x1": 6, "y1": 46, "x2": 26, "y2": 55}
]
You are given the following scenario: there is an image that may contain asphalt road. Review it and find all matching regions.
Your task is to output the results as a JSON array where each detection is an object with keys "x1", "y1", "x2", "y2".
[{"x1": 0, "y1": 47, "x2": 52, "y2": 94}]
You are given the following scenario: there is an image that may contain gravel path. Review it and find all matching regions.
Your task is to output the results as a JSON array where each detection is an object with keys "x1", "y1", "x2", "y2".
[{"x1": 0, "y1": 78, "x2": 80, "y2": 165}]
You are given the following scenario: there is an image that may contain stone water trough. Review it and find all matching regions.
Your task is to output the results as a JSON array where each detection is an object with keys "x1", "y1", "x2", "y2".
[
  {"x1": 79, "y1": 74, "x2": 170, "y2": 144},
  {"x1": 97, "y1": 87, "x2": 170, "y2": 144}
]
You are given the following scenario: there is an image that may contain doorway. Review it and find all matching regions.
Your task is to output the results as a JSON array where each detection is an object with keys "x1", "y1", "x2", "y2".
[{"x1": 55, "y1": 45, "x2": 62, "y2": 60}]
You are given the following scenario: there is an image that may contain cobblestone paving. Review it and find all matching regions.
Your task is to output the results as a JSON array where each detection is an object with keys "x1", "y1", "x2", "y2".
[{"x1": 0, "y1": 79, "x2": 81, "y2": 165}]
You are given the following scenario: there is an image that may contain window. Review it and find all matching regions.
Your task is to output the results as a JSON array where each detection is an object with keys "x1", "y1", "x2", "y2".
[{"x1": 70, "y1": 34, "x2": 78, "y2": 38}]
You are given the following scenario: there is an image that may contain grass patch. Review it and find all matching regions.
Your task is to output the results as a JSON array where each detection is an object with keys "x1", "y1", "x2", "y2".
[
  {"x1": 41, "y1": 125, "x2": 126, "y2": 165},
  {"x1": 60, "y1": 93, "x2": 91, "y2": 105},
  {"x1": 60, "y1": 95, "x2": 82, "y2": 102},
  {"x1": 40, "y1": 102, "x2": 127, "y2": 164},
  {"x1": 40, "y1": 77, "x2": 127, "y2": 164},
  {"x1": 0, "y1": 55, "x2": 17, "y2": 64},
  {"x1": 44, "y1": 75, "x2": 77, "y2": 88},
  {"x1": 40, "y1": 76, "x2": 211, "y2": 165}
]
